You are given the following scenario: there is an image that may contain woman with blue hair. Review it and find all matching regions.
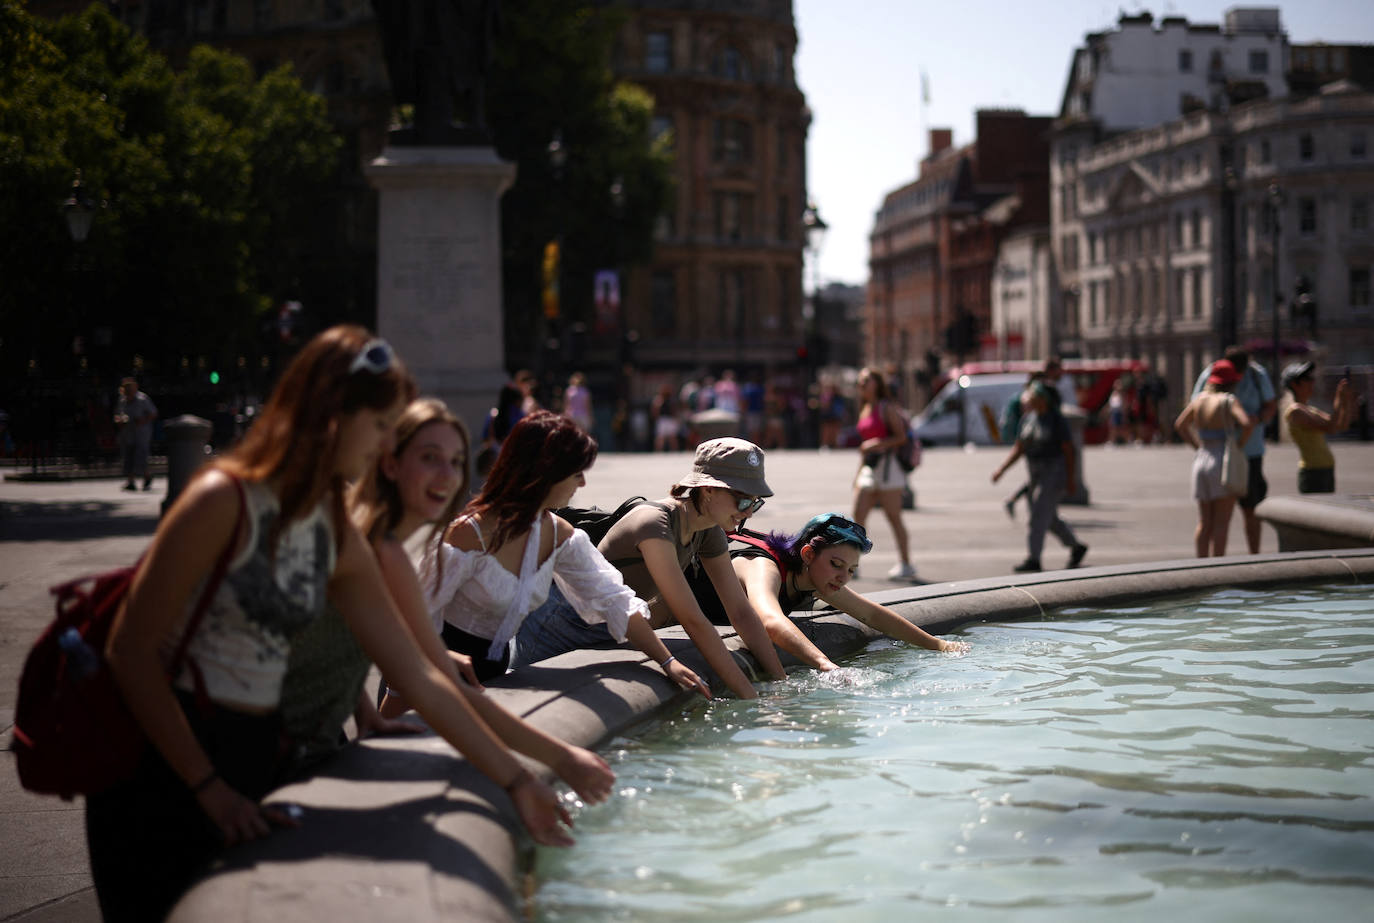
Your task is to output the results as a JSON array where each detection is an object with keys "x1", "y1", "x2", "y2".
[{"x1": 698, "y1": 513, "x2": 969, "y2": 672}]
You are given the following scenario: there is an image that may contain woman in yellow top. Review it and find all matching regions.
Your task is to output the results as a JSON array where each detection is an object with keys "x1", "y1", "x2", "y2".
[{"x1": 1281, "y1": 361, "x2": 1354, "y2": 494}]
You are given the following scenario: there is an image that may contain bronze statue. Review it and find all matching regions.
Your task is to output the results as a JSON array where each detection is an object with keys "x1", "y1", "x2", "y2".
[{"x1": 372, "y1": 0, "x2": 500, "y2": 146}]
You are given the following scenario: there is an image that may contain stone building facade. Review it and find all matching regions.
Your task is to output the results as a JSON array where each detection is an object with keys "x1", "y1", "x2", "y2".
[
  {"x1": 867, "y1": 112, "x2": 1051, "y2": 401},
  {"x1": 1051, "y1": 8, "x2": 1374, "y2": 404},
  {"x1": 606, "y1": 1, "x2": 811, "y2": 382}
]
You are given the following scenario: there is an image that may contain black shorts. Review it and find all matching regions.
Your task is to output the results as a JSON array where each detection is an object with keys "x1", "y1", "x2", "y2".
[
  {"x1": 1240, "y1": 454, "x2": 1267, "y2": 510},
  {"x1": 441, "y1": 622, "x2": 510, "y2": 682},
  {"x1": 1298, "y1": 467, "x2": 1335, "y2": 494}
]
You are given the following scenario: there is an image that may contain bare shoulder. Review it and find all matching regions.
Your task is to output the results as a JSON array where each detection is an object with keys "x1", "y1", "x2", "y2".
[
  {"x1": 551, "y1": 513, "x2": 577, "y2": 546},
  {"x1": 162, "y1": 466, "x2": 244, "y2": 534},
  {"x1": 445, "y1": 514, "x2": 484, "y2": 552},
  {"x1": 372, "y1": 534, "x2": 415, "y2": 574}
]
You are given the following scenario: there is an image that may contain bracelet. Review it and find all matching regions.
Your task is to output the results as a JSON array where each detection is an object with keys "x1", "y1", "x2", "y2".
[
  {"x1": 190, "y1": 770, "x2": 219, "y2": 794},
  {"x1": 503, "y1": 768, "x2": 534, "y2": 794},
  {"x1": 660, "y1": 655, "x2": 678, "y2": 669}
]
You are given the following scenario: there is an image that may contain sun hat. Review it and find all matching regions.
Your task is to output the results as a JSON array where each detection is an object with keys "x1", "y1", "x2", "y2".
[
  {"x1": 1280, "y1": 360, "x2": 1316, "y2": 390},
  {"x1": 1207, "y1": 359, "x2": 1242, "y2": 387},
  {"x1": 677, "y1": 437, "x2": 773, "y2": 497}
]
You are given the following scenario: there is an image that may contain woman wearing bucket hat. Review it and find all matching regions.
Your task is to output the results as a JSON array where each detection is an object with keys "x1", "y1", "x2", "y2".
[
  {"x1": 1281, "y1": 361, "x2": 1354, "y2": 494},
  {"x1": 514, "y1": 437, "x2": 788, "y2": 699}
]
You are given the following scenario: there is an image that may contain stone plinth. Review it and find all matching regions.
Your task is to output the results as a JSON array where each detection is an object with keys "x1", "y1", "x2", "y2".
[
  {"x1": 1256, "y1": 494, "x2": 1374, "y2": 551},
  {"x1": 367, "y1": 146, "x2": 516, "y2": 441}
]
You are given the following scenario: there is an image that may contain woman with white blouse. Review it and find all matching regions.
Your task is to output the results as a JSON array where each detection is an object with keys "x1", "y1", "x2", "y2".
[{"x1": 421, "y1": 411, "x2": 709, "y2": 696}]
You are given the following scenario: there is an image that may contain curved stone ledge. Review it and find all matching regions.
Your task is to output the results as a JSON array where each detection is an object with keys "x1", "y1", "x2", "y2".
[
  {"x1": 173, "y1": 548, "x2": 1374, "y2": 922},
  {"x1": 1256, "y1": 494, "x2": 1374, "y2": 551}
]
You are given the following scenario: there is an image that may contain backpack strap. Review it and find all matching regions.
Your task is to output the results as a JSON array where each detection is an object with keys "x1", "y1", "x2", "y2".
[{"x1": 729, "y1": 528, "x2": 787, "y2": 581}]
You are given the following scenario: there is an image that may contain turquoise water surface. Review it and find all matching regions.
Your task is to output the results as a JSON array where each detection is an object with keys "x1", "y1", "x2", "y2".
[{"x1": 530, "y1": 584, "x2": 1374, "y2": 922}]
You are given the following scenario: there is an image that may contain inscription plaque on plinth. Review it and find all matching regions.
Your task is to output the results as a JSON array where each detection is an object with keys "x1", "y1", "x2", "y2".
[{"x1": 367, "y1": 146, "x2": 515, "y2": 442}]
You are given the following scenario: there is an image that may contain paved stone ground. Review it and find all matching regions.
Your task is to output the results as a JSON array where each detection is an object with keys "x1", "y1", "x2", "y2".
[{"x1": 2, "y1": 440, "x2": 1372, "y2": 921}]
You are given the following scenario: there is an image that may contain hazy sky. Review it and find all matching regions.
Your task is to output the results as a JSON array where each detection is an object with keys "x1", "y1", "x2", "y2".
[{"x1": 794, "y1": 0, "x2": 1374, "y2": 288}]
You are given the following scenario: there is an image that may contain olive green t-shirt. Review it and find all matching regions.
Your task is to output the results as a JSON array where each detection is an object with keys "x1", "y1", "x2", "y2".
[{"x1": 597, "y1": 498, "x2": 727, "y2": 627}]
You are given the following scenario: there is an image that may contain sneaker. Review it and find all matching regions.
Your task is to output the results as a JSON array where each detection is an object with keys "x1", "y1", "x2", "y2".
[
  {"x1": 1012, "y1": 558, "x2": 1042, "y2": 573},
  {"x1": 1003, "y1": 499, "x2": 1016, "y2": 520},
  {"x1": 121, "y1": 482, "x2": 137, "y2": 492},
  {"x1": 1068, "y1": 544, "x2": 1089, "y2": 568},
  {"x1": 887, "y1": 562, "x2": 918, "y2": 581}
]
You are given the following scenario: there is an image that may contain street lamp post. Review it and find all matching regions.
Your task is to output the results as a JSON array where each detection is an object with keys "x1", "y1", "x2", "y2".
[
  {"x1": 801, "y1": 200, "x2": 828, "y2": 449},
  {"x1": 540, "y1": 130, "x2": 568, "y2": 388},
  {"x1": 1268, "y1": 183, "x2": 1283, "y2": 390}
]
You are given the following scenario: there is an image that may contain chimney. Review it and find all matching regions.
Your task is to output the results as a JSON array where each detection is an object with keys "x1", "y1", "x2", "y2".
[{"x1": 929, "y1": 128, "x2": 953, "y2": 156}]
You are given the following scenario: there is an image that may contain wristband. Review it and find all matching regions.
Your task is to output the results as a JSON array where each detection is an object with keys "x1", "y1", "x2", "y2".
[
  {"x1": 190, "y1": 770, "x2": 219, "y2": 794},
  {"x1": 660, "y1": 655, "x2": 678, "y2": 669}
]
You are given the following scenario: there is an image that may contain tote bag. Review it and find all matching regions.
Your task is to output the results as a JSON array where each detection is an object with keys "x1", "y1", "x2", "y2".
[{"x1": 1221, "y1": 396, "x2": 1249, "y2": 496}]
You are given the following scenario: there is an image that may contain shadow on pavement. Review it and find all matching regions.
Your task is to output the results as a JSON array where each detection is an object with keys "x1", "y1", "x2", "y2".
[{"x1": 0, "y1": 501, "x2": 158, "y2": 543}]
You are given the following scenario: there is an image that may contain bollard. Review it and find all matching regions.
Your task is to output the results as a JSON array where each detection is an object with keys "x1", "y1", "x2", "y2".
[
  {"x1": 1062, "y1": 407, "x2": 1090, "y2": 505},
  {"x1": 161, "y1": 414, "x2": 213, "y2": 517}
]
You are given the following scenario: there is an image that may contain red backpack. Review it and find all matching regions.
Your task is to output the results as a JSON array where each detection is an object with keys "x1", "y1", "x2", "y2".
[{"x1": 12, "y1": 478, "x2": 245, "y2": 799}]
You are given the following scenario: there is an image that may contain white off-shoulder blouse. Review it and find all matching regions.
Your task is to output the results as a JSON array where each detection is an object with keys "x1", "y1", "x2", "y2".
[{"x1": 419, "y1": 511, "x2": 648, "y2": 661}]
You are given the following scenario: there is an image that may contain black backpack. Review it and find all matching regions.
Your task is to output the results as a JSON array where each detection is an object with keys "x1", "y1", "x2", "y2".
[{"x1": 554, "y1": 495, "x2": 648, "y2": 546}]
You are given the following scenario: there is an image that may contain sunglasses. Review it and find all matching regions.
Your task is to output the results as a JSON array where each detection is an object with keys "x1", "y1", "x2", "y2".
[
  {"x1": 349, "y1": 338, "x2": 394, "y2": 375},
  {"x1": 727, "y1": 490, "x2": 766, "y2": 515},
  {"x1": 804, "y1": 512, "x2": 873, "y2": 553}
]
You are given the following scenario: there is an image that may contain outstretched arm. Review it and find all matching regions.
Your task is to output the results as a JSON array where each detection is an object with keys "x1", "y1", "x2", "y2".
[
  {"x1": 736, "y1": 556, "x2": 838, "y2": 671},
  {"x1": 705, "y1": 552, "x2": 787, "y2": 681},
  {"x1": 641, "y1": 538, "x2": 758, "y2": 699},
  {"x1": 370, "y1": 536, "x2": 613, "y2": 805},
  {"x1": 331, "y1": 524, "x2": 574, "y2": 846},
  {"x1": 822, "y1": 585, "x2": 969, "y2": 654}
]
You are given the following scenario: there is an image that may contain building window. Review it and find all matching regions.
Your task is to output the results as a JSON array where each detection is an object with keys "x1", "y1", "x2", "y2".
[
  {"x1": 645, "y1": 31, "x2": 671, "y2": 73},
  {"x1": 1088, "y1": 282, "x2": 1098, "y2": 326},
  {"x1": 1353, "y1": 131, "x2": 1368, "y2": 159},
  {"x1": 1299, "y1": 197, "x2": 1317, "y2": 235},
  {"x1": 1249, "y1": 50, "x2": 1269, "y2": 74},
  {"x1": 1191, "y1": 210, "x2": 1202, "y2": 248},
  {"x1": 1299, "y1": 133, "x2": 1315, "y2": 162},
  {"x1": 777, "y1": 125, "x2": 788, "y2": 171},
  {"x1": 1353, "y1": 198, "x2": 1369, "y2": 232},
  {"x1": 1353, "y1": 267, "x2": 1372, "y2": 308},
  {"x1": 718, "y1": 269, "x2": 747, "y2": 335},
  {"x1": 716, "y1": 46, "x2": 748, "y2": 80},
  {"x1": 714, "y1": 192, "x2": 754, "y2": 241},
  {"x1": 1178, "y1": 49, "x2": 1193, "y2": 72},
  {"x1": 1191, "y1": 268, "x2": 1204, "y2": 319},
  {"x1": 1174, "y1": 269, "x2": 1185, "y2": 317},
  {"x1": 773, "y1": 44, "x2": 786, "y2": 82},
  {"x1": 651, "y1": 271, "x2": 677, "y2": 335},
  {"x1": 1259, "y1": 138, "x2": 1271, "y2": 164},
  {"x1": 776, "y1": 195, "x2": 790, "y2": 242},
  {"x1": 1174, "y1": 212, "x2": 1184, "y2": 246},
  {"x1": 713, "y1": 119, "x2": 753, "y2": 164},
  {"x1": 253, "y1": 0, "x2": 271, "y2": 29}
]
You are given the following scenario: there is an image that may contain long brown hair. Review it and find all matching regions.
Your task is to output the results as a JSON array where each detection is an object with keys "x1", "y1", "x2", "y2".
[
  {"x1": 218, "y1": 325, "x2": 415, "y2": 554},
  {"x1": 858, "y1": 365, "x2": 891, "y2": 403},
  {"x1": 462, "y1": 410, "x2": 597, "y2": 552},
  {"x1": 352, "y1": 397, "x2": 470, "y2": 556}
]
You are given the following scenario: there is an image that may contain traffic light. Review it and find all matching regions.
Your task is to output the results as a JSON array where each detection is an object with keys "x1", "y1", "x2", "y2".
[
  {"x1": 209, "y1": 371, "x2": 220, "y2": 385},
  {"x1": 541, "y1": 240, "x2": 560, "y2": 319}
]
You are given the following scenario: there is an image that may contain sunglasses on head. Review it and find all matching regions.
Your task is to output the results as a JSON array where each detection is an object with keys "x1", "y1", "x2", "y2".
[
  {"x1": 349, "y1": 338, "x2": 394, "y2": 375},
  {"x1": 804, "y1": 512, "x2": 873, "y2": 553},
  {"x1": 727, "y1": 489, "x2": 766, "y2": 515}
]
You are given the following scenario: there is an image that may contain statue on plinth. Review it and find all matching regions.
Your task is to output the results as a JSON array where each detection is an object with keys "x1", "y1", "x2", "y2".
[{"x1": 372, "y1": 0, "x2": 500, "y2": 146}]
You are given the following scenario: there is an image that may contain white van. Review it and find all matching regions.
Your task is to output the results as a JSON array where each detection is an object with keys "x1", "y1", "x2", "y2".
[{"x1": 911, "y1": 373, "x2": 1078, "y2": 447}]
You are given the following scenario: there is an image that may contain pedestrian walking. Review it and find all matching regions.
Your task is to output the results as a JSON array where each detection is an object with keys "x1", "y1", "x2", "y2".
[
  {"x1": 991, "y1": 381, "x2": 1088, "y2": 573},
  {"x1": 851, "y1": 366, "x2": 916, "y2": 580}
]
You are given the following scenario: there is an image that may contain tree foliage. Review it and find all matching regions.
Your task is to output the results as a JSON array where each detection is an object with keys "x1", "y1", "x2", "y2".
[
  {"x1": 0, "y1": 1, "x2": 343, "y2": 384},
  {"x1": 486, "y1": 1, "x2": 673, "y2": 369}
]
